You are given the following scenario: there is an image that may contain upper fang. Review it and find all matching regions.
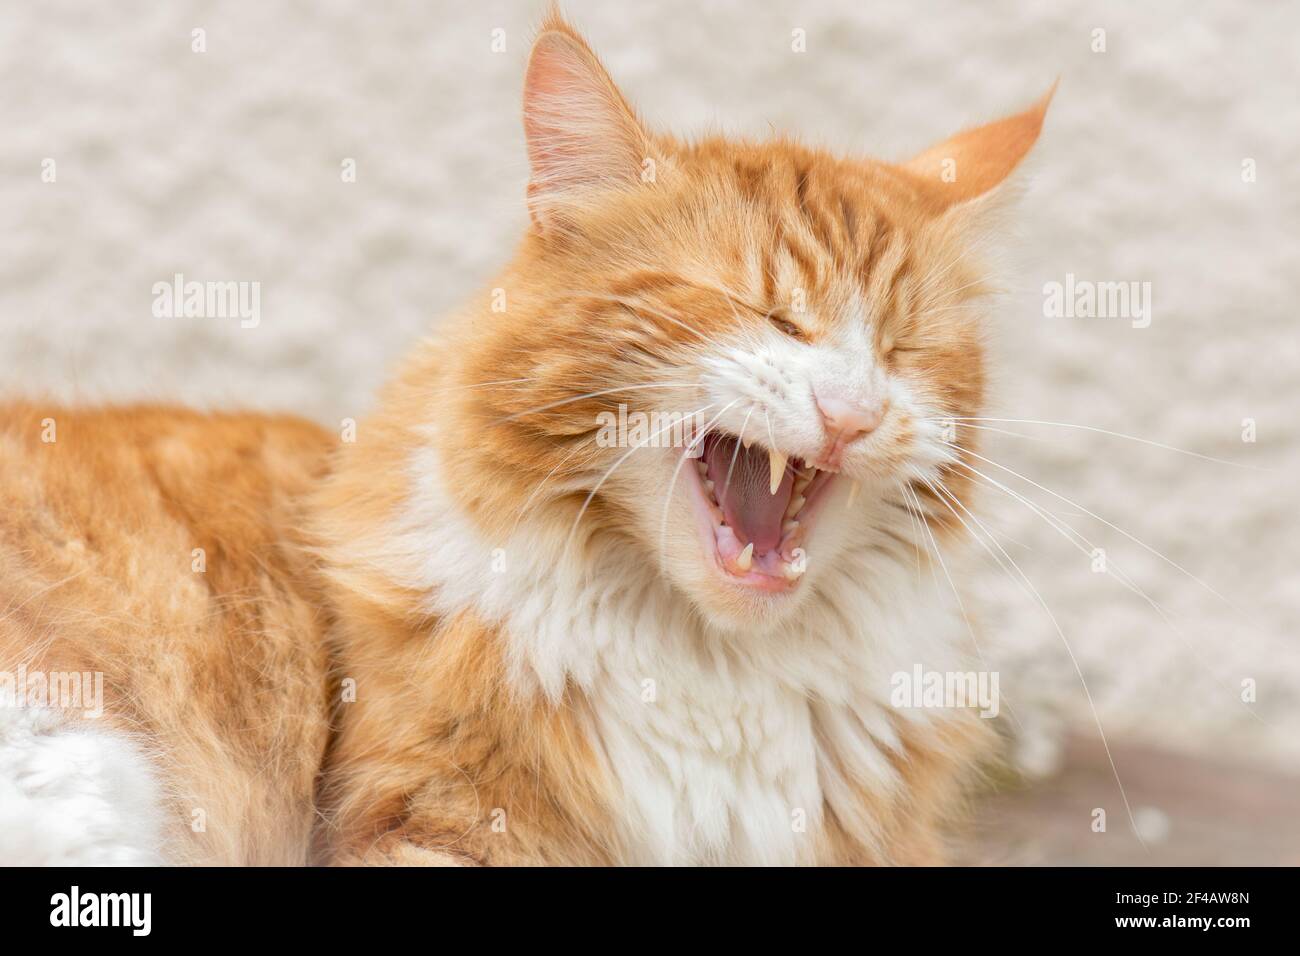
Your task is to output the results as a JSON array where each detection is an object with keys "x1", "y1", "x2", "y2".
[{"x1": 768, "y1": 448, "x2": 787, "y2": 495}]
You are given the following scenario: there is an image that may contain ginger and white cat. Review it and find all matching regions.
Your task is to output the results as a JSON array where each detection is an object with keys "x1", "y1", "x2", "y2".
[{"x1": 0, "y1": 14, "x2": 1050, "y2": 865}]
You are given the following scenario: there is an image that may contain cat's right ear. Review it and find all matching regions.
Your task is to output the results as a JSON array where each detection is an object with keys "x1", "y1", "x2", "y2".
[{"x1": 523, "y1": 16, "x2": 651, "y2": 231}]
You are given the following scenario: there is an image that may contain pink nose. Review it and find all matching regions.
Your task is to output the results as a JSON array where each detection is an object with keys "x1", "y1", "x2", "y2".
[{"x1": 815, "y1": 394, "x2": 885, "y2": 444}]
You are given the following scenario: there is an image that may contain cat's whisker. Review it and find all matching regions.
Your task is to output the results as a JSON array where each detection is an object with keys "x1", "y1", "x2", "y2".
[
  {"x1": 657, "y1": 400, "x2": 743, "y2": 557},
  {"x1": 916, "y1": 275, "x2": 988, "y2": 308},
  {"x1": 910, "y1": 306, "x2": 978, "y2": 325},
  {"x1": 931, "y1": 421, "x2": 1054, "y2": 444},
  {"x1": 669, "y1": 277, "x2": 771, "y2": 352},
  {"x1": 895, "y1": 479, "x2": 926, "y2": 580},
  {"x1": 939, "y1": 439, "x2": 1250, "y2": 618},
  {"x1": 552, "y1": 290, "x2": 719, "y2": 346},
  {"x1": 510, "y1": 436, "x2": 601, "y2": 535},
  {"x1": 566, "y1": 402, "x2": 718, "y2": 551},
  {"x1": 439, "y1": 377, "x2": 535, "y2": 392},
  {"x1": 929, "y1": 417, "x2": 1266, "y2": 471},
  {"x1": 899, "y1": 481, "x2": 1024, "y2": 733},
  {"x1": 912, "y1": 248, "x2": 987, "y2": 309},
  {"x1": 921, "y1": 475, "x2": 1147, "y2": 850},
  {"x1": 492, "y1": 381, "x2": 698, "y2": 426},
  {"x1": 949, "y1": 458, "x2": 1270, "y2": 726},
  {"x1": 680, "y1": 277, "x2": 760, "y2": 317},
  {"x1": 912, "y1": 244, "x2": 976, "y2": 303},
  {"x1": 764, "y1": 409, "x2": 778, "y2": 453}
]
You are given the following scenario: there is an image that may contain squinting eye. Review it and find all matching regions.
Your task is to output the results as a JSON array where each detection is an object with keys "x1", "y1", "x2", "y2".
[{"x1": 769, "y1": 315, "x2": 804, "y2": 339}]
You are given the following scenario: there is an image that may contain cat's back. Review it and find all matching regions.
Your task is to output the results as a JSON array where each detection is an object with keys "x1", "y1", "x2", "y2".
[
  {"x1": 0, "y1": 402, "x2": 336, "y2": 864},
  {"x1": 0, "y1": 402, "x2": 334, "y2": 563}
]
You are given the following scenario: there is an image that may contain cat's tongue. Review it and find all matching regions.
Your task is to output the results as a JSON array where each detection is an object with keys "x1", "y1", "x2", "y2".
[{"x1": 702, "y1": 436, "x2": 793, "y2": 553}]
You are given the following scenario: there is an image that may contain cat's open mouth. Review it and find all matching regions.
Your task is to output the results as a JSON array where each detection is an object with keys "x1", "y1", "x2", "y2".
[{"x1": 686, "y1": 433, "x2": 836, "y2": 592}]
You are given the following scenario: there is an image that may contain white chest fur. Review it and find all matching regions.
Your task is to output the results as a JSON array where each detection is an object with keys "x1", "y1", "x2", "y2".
[
  {"x1": 393, "y1": 449, "x2": 976, "y2": 865},
  {"x1": 581, "y1": 564, "x2": 970, "y2": 865}
]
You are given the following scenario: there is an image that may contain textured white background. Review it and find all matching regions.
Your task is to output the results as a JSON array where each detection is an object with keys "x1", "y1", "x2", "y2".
[{"x1": 3, "y1": 2, "x2": 1297, "y2": 771}]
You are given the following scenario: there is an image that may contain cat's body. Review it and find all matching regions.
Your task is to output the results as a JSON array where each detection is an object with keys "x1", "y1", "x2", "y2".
[
  {"x1": 0, "y1": 14, "x2": 1049, "y2": 866},
  {"x1": 312, "y1": 337, "x2": 992, "y2": 866},
  {"x1": 0, "y1": 405, "x2": 332, "y2": 864}
]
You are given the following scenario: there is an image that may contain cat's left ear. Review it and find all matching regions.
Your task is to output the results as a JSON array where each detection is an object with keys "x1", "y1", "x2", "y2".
[
  {"x1": 901, "y1": 82, "x2": 1056, "y2": 213},
  {"x1": 522, "y1": 14, "x2": 652, "y2": 230}
]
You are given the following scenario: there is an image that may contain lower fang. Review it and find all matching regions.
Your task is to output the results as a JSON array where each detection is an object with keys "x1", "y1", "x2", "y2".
[
  {"x1": 782, "y1": 561, "x2": 804, "y2": 580},
  {"x1": 736, "y1": 542, "x2": 754, "y2": 571}
]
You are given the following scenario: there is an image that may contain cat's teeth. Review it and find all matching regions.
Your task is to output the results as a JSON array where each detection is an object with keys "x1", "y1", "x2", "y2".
[
  {"x1": 735, "y1": 542, "x2": 754, "y2": 571},
  {"x1": 847, "y1": 480, "x2": 860, "y2": 507},
  {"x1": 768, "y1": 449, "x2": 787, "y2": 495},
  {"x1": 782, "y1": 518, "x2": 799, "y2": 534},
  {"x1": 704, "y1": 479, "x2": 715, "y2": 496},
  {"x1": 782, "y1": 560, "x2": 804, "y2": 580},
  {"x1": 787, "y1": 494, "x2": 806, "y2": 516}
]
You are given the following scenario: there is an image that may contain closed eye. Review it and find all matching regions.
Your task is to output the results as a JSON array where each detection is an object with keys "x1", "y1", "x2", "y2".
[
  {"x1": 769, "y1": 314, "x2": 804, "y2": 339},
  {"x1": 880, "y1": 331, "x2": 920, "y2": 358}
]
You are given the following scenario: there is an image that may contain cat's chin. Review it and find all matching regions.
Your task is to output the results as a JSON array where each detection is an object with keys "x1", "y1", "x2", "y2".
[{"x1": 689, "y1": 582, "x2": 815, "y2": 634}]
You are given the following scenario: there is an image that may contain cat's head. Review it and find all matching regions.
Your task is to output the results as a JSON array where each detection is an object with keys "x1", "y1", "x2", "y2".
[{"x1": 442, "y1": 15, "x2": 1050, "y2": 634}]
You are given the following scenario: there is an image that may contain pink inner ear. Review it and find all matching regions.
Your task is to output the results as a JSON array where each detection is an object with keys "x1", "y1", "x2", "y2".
[
  {"x1": 524, "y1": 47, "x2": 591, "y2": 175},
  {"x1": 522, "y1": 31, "x2": 646, "y2": 208}
]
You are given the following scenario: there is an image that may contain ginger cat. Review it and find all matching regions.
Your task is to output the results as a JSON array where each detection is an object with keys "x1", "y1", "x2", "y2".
[{"x1": 0, "y1": 13, "x2": 1050, "y2": 866}]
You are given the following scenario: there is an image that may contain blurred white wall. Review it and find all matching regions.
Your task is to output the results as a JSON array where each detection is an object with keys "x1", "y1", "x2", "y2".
[{"x1": 3, "y1": 1, "x2": 1297, "y2": 769}]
